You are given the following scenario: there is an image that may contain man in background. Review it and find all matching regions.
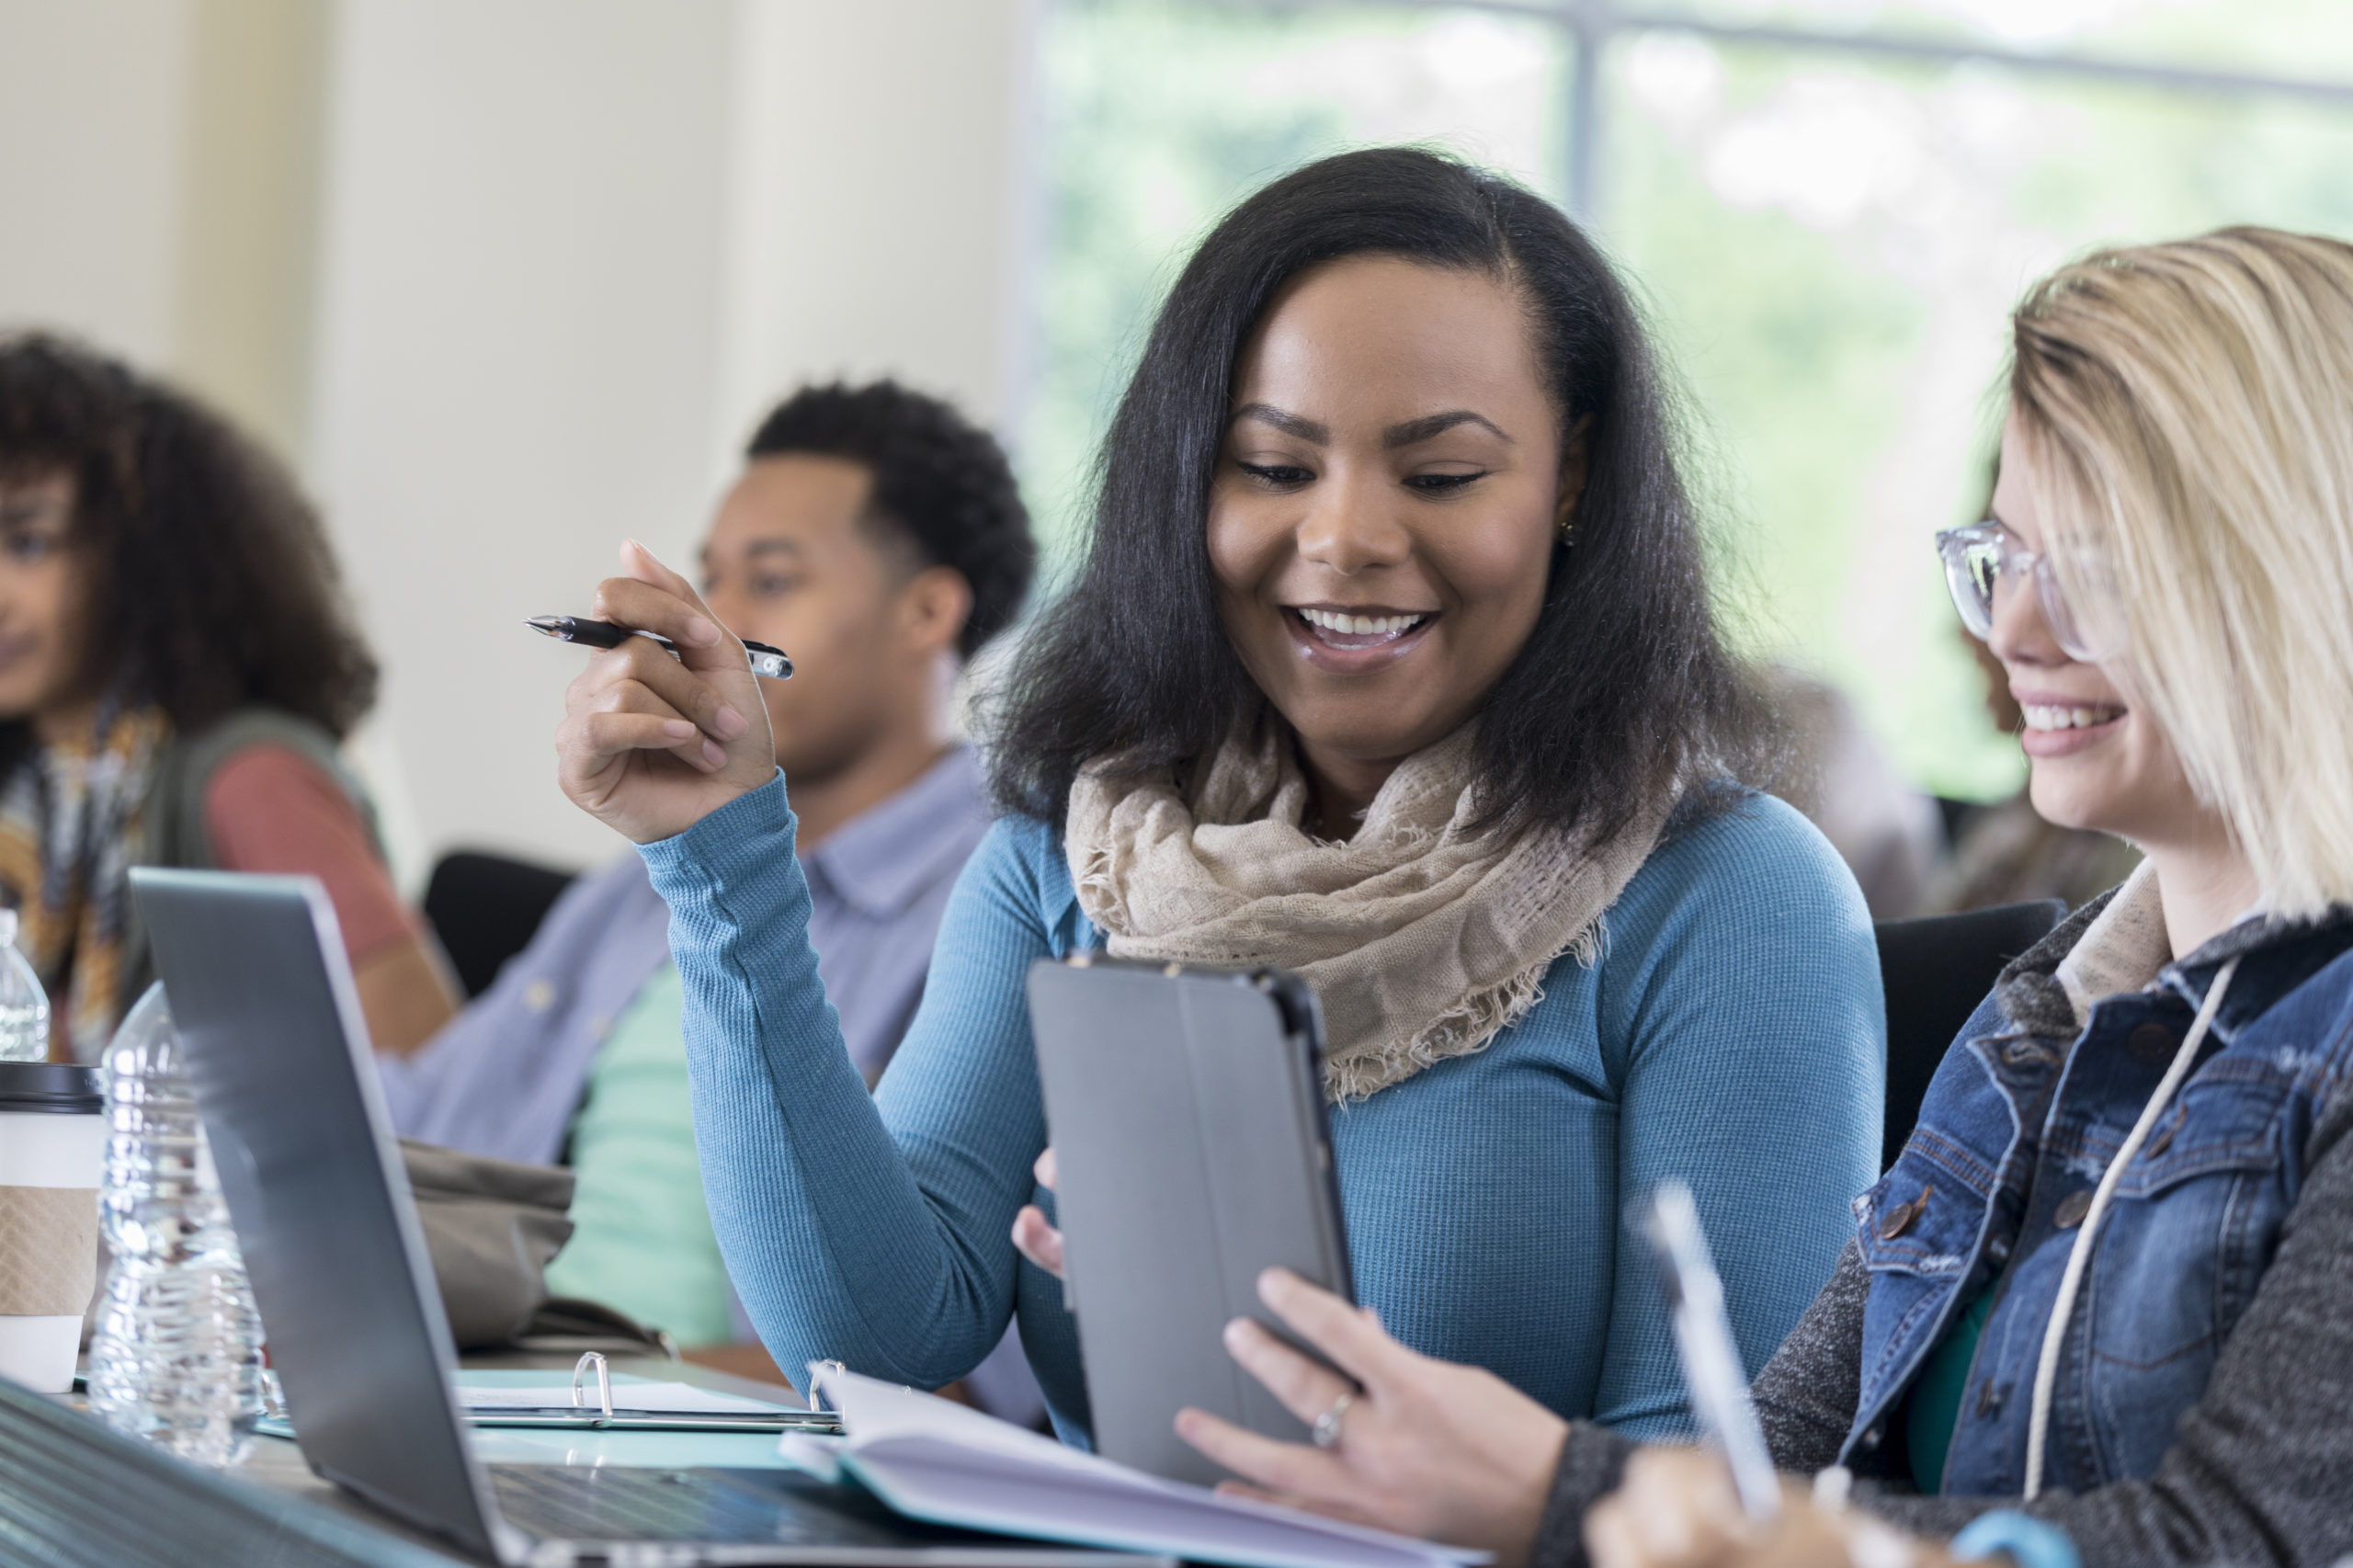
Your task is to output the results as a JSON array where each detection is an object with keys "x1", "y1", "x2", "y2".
[{"x1": 381, "y1": 381, "x2": 1040, "y2": 1417}]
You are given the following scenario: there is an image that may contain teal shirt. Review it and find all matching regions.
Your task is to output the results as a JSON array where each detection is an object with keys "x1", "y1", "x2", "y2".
[
  {"x1": 540, "y1": 964, "x2": 735, "y2": 1346},
  {"x1": 1905, "y1": 1282, "x2": 1999, "y2": 1494},
  {"x1": 641, "y1": 776, "x2": 1886, "y2": 1445}
]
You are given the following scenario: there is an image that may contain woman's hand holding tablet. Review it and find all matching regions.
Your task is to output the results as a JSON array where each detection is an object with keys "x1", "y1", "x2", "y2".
[
  {"x1": 1176, "y1": 1267, "x2": 1569, "y2": 1568},
  {"x1": 1011, "y1": 1147, "x2": 1067, "y2": 1278}
]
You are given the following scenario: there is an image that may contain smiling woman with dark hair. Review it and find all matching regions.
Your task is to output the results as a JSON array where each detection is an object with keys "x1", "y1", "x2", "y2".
[
  {"x1": 994, "y1": 149, "x2": 1747, "y2": 850},
  {"x1": 551, "y1": 147, "x2": 1883, "y2": 1465}
]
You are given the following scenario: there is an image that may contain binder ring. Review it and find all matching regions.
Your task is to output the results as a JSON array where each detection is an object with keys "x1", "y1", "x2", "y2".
[
  {"x1": 571, "y1": 1351, "x2": 614, "y2": 1422},
  {"x1": 809, "y1": 1359, "x2": 849, "y2": 1416}
]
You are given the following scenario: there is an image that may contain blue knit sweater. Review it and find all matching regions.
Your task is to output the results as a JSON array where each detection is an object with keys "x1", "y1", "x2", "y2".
[{"x1": 642, "y1": 774, "x2": 1883, "y2": 1445}]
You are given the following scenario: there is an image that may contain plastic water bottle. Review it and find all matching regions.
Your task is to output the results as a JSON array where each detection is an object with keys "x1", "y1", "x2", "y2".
[
  {"x1": 85, "y1": 982, "x2": 267, "y2": 1467},
  {"x1": 0, "y1": 909, "x2": 51, "y2": 1062}
]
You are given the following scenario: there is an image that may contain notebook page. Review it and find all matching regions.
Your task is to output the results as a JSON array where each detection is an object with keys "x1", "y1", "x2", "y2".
[{"x1": 810, "y1": 1367, "x2": 1486, "y2": 1568}]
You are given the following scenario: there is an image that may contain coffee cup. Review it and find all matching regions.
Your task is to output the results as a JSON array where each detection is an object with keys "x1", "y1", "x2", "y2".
[{"x1": 0, "y1": 1062, "x2": 105, "y2": 1392}]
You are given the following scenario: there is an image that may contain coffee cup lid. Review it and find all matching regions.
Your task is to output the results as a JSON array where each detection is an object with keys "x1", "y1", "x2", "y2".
[{"x1": 0, "y1": 1062, "x2": 102, "y2": 1113}]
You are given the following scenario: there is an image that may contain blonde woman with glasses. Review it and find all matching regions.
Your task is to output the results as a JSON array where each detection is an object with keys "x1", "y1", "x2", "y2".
[{"x1": 1172, "y1": 227, "x2": 2353, "y2": 1568}]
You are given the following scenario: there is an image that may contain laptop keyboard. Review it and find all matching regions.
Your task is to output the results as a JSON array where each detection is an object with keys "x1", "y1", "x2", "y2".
[{"x1": 490, "y1": 1463, "x2": 861, "y2": 1546}]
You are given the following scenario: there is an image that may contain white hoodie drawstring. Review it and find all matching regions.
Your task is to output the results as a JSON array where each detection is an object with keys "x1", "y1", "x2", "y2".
[{"x1": 2022, "y1": 954, "x2": 2240, "y2": 1500}]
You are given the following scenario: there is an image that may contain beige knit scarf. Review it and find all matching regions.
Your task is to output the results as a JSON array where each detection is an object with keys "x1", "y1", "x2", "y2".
[{"x1": 1065, "y1": 717, "x2": 1670, "y2": 1101}]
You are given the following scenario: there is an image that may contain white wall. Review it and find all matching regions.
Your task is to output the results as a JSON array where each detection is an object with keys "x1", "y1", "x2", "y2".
[
  {"x1": 304, "y1": 0, "x2": 739, "y2": 879},
  {"x1": 0, "y1": 0, "x2": 194, "y2": 365},
  {"x1": 0, "y1": 0, "x2": 327, "y2": 459},
  {"x1": 306, "y1": 0, "x2": 1037, "y2": 881},
  {"x1": 713, "y1": 0, "x2": 1040, "y2": 455}
]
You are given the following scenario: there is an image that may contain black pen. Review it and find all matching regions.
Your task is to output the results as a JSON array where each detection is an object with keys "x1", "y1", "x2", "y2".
[{"x1": 526, "y1": 615, "x2": 792, "y2": 680}]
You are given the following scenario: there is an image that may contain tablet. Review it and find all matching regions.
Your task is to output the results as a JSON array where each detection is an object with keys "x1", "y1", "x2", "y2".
[{"x1": 1025, "y1": 955, "x2": 1354, "y2": 1485}]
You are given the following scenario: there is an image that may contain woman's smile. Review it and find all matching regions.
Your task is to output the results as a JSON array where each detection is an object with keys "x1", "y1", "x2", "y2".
[
  {"x1": 2015, "y1": 687, "x2": 2130, "y2": 759},
  {"x1": 1283, "y1": 602, "x2": 1440, "y2": 670}
]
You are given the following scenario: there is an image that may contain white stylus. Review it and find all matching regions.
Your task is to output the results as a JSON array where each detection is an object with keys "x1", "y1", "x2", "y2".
[{"x1": 1635, "y1": 1179, "x2": 1782, "y2": 1520}]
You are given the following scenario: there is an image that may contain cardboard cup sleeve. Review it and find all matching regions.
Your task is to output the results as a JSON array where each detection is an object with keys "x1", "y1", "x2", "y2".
[{"x1": 0, "y1": 1185, "x2": 98, "y2": 1316}]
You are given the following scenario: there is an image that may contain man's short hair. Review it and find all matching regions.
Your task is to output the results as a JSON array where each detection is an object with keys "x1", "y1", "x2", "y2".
[{"x1": 745, "y1": 381, "x2": 1035, "y2": 658}]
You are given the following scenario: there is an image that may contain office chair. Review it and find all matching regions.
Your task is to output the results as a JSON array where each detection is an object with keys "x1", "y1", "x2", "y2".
[
  {"x1": 422, "y1": 850, "x2": 578, "y2": 999},
  {"x1": 1874, "y1": 899, "x2": 2066, "y2": 1168}
]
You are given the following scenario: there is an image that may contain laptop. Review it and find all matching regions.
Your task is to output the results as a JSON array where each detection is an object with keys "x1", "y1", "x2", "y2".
[{"x1": 131, "y1": 868, "x2": 1165, "y2": 1568}]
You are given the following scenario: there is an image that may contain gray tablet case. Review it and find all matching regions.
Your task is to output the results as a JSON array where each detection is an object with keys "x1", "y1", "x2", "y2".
[{"x1": 1025, "y1": 956, "x2": 1354, "y2": 1486}]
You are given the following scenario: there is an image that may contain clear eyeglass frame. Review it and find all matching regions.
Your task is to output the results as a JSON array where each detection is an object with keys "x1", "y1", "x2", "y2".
[{"x1": 1934, "y1": 519, "x2": 2117, "y2": 664}]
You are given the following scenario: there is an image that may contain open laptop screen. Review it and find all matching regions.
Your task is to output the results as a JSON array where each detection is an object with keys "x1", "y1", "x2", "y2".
[{"x1": 131, "y1": 869, "x2": 500, "y2": 1559}]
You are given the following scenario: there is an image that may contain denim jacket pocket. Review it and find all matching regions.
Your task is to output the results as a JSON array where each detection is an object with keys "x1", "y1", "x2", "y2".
[
  {"x1": 1862, "y1": 1116, "x2": 1999, "y2": 1254},
  {"x1": 2069, "y1": 1066, "x2": 2292, "y2": 1483},
  {"x1": 2095, "y1": 1062, "x2": 2293, "y2": 1360},
  {"x1": 1855, "y1": 1157, "x2": 1982, "y2": 1281}
]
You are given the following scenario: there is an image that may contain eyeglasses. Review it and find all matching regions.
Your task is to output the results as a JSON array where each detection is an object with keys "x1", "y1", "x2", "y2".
[{"x1": 1934, "y1": 519, "x2": 2119, "y2": 663}]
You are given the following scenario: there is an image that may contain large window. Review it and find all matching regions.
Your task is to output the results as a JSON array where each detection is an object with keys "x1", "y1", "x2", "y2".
[{"x1": 1021, "y1": 0, "x2": 2353, "y2": 798}]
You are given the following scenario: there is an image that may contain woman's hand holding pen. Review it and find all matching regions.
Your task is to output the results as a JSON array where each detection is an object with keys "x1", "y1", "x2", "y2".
[
  {"x1": 1584, "y1": 1450, "x2": 1954, "y2": 1568},
  {"x1": 555, "y1": 540, "x2": 779, "y2": 844}
]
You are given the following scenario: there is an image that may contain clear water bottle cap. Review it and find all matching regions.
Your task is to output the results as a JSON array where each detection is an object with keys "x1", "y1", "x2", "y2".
[{"x1": 0, "y1": 908, "x2": 17, "y2": 949}]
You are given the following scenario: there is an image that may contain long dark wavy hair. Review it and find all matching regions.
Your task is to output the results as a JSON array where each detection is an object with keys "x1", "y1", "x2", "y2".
[
  {"x1": 0, "y1": 333, "x2": 380, "y2": 759},
  {"x1": 991, "y1": 148, "x2": 1762, "y2": 841}
]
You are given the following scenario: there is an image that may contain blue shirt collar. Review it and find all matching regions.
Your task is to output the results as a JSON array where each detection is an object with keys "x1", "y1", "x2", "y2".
[{"x1": 800, "y1": 745, "x2": 990, "y2": 918}]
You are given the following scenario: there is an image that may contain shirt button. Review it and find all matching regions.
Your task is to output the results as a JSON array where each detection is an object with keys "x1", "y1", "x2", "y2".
[
  {"x1": 524, "y1": 980, "x2": 556, "y2": 1013},
  {"x1": 1879, "y1": 1186, "x2": 1930, "y2": 1240},
  {"x1": 2053, "y1": 1190, "x2": 2095, "y2": 1230},
  {"x1": 2128, "y1": 1023, "x2": 2179, "y2": 1066}
]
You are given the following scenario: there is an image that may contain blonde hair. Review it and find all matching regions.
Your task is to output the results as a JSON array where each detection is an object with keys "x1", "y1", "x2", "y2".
[{"x1": 2009, "y1": 227, "x2": 2353, "y2": 917}]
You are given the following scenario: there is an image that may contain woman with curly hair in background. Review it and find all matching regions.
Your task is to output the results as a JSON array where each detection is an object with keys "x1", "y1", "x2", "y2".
[{"x1": 0, "y1": 332, "x2": 456, "y2": 1060}]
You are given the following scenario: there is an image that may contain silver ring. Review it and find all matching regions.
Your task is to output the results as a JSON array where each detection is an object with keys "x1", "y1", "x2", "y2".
[{"x1": 1311, "y1": 1392, "x2": 1354, "y2": 1449}]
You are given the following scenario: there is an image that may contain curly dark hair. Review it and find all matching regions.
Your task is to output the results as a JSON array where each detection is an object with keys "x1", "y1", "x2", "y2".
[
  {"x1": 991, "y1": 147, "x2": 1764, "y2": 836},
  {"x1": 746, "y1": 381, "x2": 1036, "y2": 659},
  {"x1": 0, "y1": 332, "x2": 379, "y2": 746}
]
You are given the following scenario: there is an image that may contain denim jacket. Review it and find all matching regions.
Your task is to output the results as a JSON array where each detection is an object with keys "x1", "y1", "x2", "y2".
[{"x1": 1844, "y1": 868, "x2": 2353, "y2": 1494}]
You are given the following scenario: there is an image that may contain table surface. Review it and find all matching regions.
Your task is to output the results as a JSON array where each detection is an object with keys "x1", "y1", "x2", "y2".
[{"x1": 108, "y1": 1351, "x2": 811, "y2": 1564}]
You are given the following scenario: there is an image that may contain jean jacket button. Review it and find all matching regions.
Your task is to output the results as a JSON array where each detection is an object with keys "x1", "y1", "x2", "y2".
[
  {"x1": 1879, "y1": 1186, "x2": 1931, "y2": 1240},
  {"x1": 2129, "y1": 1022, "x2": 2179, "y2": 1066}
]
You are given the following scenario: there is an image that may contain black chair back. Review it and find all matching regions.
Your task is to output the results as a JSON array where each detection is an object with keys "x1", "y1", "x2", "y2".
[
  {"x1": 422, "y1": 850, "x2": 578, "y2": 999},
  {"x1": 1874, "y1": 899, "x2": 2065, "y2": 1168}
]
